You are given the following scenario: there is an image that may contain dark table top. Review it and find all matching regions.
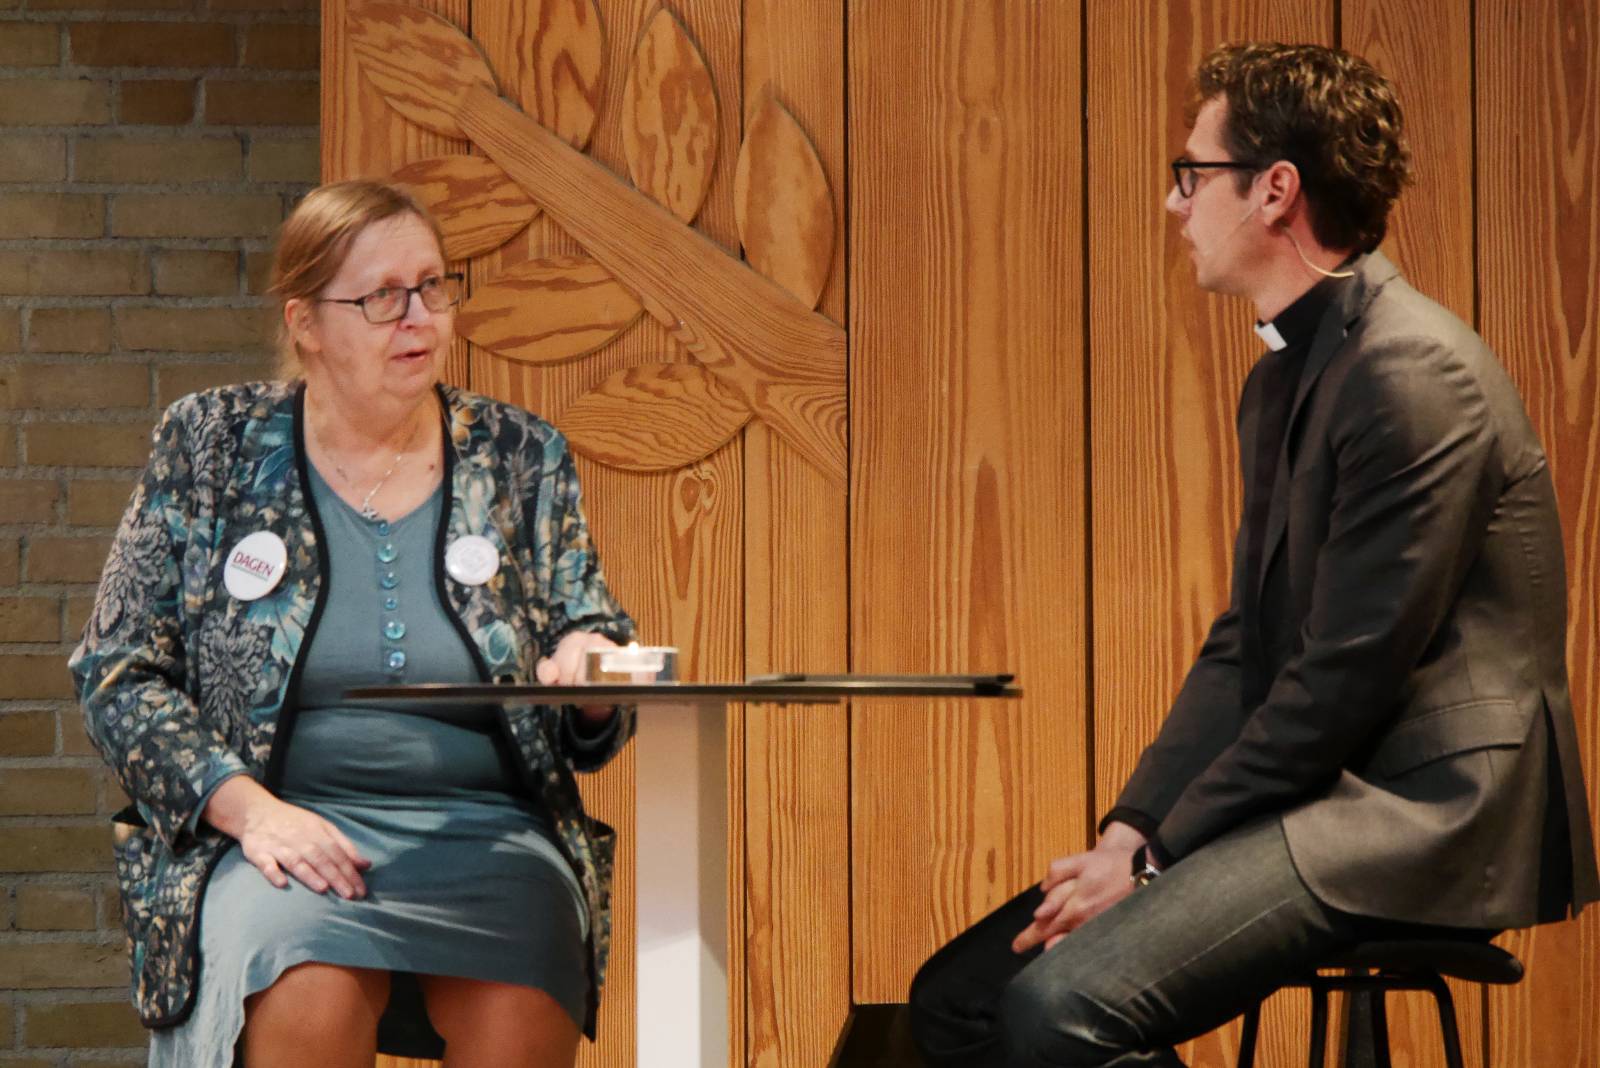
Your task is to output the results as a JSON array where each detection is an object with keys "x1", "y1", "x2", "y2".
[{"x1": 345, "y1": 673, "x2": 1021, "y2": 707}]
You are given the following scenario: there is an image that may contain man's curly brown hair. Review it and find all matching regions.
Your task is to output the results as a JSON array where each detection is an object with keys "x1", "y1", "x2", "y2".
[{"x1": 1195, "y1": 43, "x2": 1413, "y2": 253}]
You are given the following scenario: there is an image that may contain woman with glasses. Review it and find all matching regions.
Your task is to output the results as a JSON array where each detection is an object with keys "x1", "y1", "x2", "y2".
[{"x1": 71, "y1": 180, "x2": 635, "y2": 1067}]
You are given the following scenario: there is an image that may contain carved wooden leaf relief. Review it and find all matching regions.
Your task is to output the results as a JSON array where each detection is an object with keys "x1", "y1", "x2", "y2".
[
  {"x1": 456, "y1": 254, "x2": 643, "y2": 365},
  {"x1": 517, "y1": 0, "x2": 606, "y2": 148},
  {"x1": 620, "y1": 6, "x2": 720, "y2": 223},
  {"x1": 561, "y1": 362, "x2": 752, "y2": 471},
  {"x1": 391, "y1": 155, "x2": 539, "y2": 260},
  {"x1": 734, "y1": 85, "x2": 836, "y2": 309},
  {"x1": 348, "y1": 4, "x2": 498, "y2": 141}
]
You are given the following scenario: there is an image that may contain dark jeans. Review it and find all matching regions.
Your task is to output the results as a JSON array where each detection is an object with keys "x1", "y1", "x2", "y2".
[{"x1": 908, "y1": 818, "x2": 1493, "y2": 1067}]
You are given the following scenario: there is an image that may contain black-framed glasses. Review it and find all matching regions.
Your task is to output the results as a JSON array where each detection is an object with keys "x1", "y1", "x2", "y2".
[
  {"x1": 320, "y1": 272, "x2": 465, "y2": 324},
  {"x1": 1170, "y1": 158, "x2": 1262, "y2": 198}
]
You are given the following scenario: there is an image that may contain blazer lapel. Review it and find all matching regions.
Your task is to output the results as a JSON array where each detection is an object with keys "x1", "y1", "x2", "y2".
[{"x1": 1254, "y1": 251, "x2": 1399, "y2": 604}]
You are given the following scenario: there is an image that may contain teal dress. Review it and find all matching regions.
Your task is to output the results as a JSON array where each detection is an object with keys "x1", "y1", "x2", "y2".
[{"x1": 151, "y1": 467, "x2": 588, "y2": 1066}]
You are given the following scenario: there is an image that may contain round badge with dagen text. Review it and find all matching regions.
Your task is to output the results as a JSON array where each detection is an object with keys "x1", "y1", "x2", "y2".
[{"x1": 224, "y1": 531, "x2": 288, "y2": 601}]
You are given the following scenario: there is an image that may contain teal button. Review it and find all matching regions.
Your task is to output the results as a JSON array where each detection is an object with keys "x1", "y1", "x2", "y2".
[
  {"x1": 376, "y1": 521, "x2": 391, "y2": 536},
  {"x1": 385, "y1": 649, "x2": 407, "y2": 672},
  {"x1": 384, "y1": 620, "x2": 406, "y2": 641},
  {"x1": 384, "y1": 596, "x2": 398, "y2": 611},
  {"x1": 377, "y1": 543, "x2": 397, "y2": 563},
  {"x1": 380, "y1": 571, "x2": 398, "y2": 589}
]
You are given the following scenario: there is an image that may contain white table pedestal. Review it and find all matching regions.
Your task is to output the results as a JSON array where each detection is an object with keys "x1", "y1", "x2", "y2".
[{"x1": 633, "y1": 701, "x2": 729, "y2": 1068}]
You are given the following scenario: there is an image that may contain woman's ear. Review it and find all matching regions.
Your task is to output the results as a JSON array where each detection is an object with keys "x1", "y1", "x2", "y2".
[{"x1": 283, "y1": 298, "x2": 319, "y2": 358}]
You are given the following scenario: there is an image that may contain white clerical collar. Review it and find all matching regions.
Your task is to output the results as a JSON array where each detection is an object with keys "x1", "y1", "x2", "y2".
[{"x1": 1254, "y1": 320, "x2": 1288, "y2": 351}]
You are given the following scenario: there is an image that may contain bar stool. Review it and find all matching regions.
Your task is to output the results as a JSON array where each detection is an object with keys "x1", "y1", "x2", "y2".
[{"x1": 1236, "y1": 939, "x2": 1524, "y2": 1068}]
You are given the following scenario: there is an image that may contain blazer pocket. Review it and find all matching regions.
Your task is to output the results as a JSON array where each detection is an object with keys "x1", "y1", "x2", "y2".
[
  {"x1": 109, "y1": 808, "x2": 159, "y2": 951},
  {"x1": 1370, "y1": 698, "x2": 1528, "y2": 779}
]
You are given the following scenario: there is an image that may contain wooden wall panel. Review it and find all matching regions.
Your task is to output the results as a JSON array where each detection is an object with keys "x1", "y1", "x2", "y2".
[
  {"x1": 1479, "y1": 1, "x2": 1600, "y2": 1065},
  {"x1": 1086, "y1": 4, "x2": 1329, "y2": 1065},
  {"x1": 739, "y1": 2, "x2": 850, "y2": 1066},
  {"x1": 468, "y1": 4, "x2": 745, "y2": 1067},
  {"x1": 848, "y1": 0, "x2": 1085, "y2": 1003}
]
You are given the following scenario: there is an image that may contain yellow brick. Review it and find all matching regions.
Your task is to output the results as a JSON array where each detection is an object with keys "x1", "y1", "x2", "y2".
[
  {"x1": 245, "y1": 249, "x2": 274, "y2": 294},
  {"x1": 0, "y1": 306, "x2": 20, "y2": 351},
  {"x1": 0, "y1": 479, "x2": 61, "y2": 522},
  {"x1": 203, "y1": 77, "x2": 318, "y2": 125},
  {"x1": 242, "y1": 22, "x2": 317, "y2": 69},
  {"x1": 31, "y1": 0, "x2": 190, "y2": 9},
  {"x1": 117, "y1": 306, "x2": 272, "y2": 352},
  {"x1": 25, "y1": 421, "x2": 153, "y2": 468},
  {"x1": 0, "y1": 362, "x2": 149, "y2": 410},
  {"x1": 0, "y1": 537, "x2": 19, "y2": 583},
  {"x1": 15, "y1": 885, "x2": 97, "y2": 930},
  {"x1": 0, "y1": 595, "x2": 62, "y2": 642},
  {"x1": 26, "y1": 534, "x2": 113, "y2": 583},
  {"x1": 209, "y1": 0, "x2": 315, "y2": 10},
  {"x1": 25, "y1": 998, "x2": 146, "y2": 1046},
  {"x1": 158, "y1": 359, "x2": 271, "y2": 404},
  {"x1": 0, "y1": 79, "x2": 113, "y2": 125},
  {"x1": 118, "y1": 78, "x2": 195, "y2": 124},
  {"x1": 66, "y1": 478, "x2": 135, "y2": 526},
  {"x1": 248, "y1": 134, "x2": 319, "y2": 183},
  {"x1": 99, "y1": 878, "x2": 122, "y2": 927},
  {"x1": 67, "y1": 593, "x2": 97, "y2": 636},
  {"x1": 0, "y1": 710, "x2": 56, "y2": 756},
  {"x1": 27, "y1": 307, "x2": 114, "y2": 353},
  {"x1": 76, "y1": 135, "x2": 242, "y2": 184},
  {"x1": 112, "y1": 192, "x2": 281, "y2": 238},
  {"x1": 69, "y1": 21, "x2": 233, "y2": 67},
  {"x1": 0, "y1": 193, "x2": 102, "y2": 238},
  {"x1": 0, "y1": 767, "x2": 100, "y2": 815},
  {"x1": 0, "y1": 992, "x2": 10, "y2": 1047},
  {"x1": 0, "y1": 940, "x2": 126, "y2": 986},
  {"x1": 0, "y1": 250, "x2": 147, "y2": 297},
  {"x1": 0, "y1": 135, "x2": 66, "y2": 182},
  {"x1": 153, "y1": 249, "x2": 238, "y2": 296},
  {"x1": 0, "y1": 654, "x2": 75, "y2": 699},
  {"x1": 0, "y1": 22, "x2": 61, "y2": 66}
]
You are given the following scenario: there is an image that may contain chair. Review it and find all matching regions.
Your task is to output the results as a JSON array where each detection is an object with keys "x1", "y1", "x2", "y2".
[{"x1": 1236, "y1": 939, "x2": 1524, "y2": 1068}]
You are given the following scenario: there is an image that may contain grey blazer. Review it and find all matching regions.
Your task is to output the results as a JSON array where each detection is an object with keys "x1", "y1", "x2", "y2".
[{"x1": 1113, "y1": 252, "x2": 1600, "y2": 930}]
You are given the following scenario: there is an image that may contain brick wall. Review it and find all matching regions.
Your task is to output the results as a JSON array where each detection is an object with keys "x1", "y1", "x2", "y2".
[{"x1": 0, "y1": 0, "x2": 317, "y2": 1060}]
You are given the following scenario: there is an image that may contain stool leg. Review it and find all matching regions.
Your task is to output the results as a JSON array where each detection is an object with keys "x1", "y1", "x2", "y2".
[
  {"x1": 1424, "y1": 975, "x2": 1466, "y2": 1068},
  {"x1": 1236, "y1": 1003, "x2": 1261, "y2": 1068},
  {"x1": 1308, "y1": 981, "x2": 1330, "y2": 1068},
  {"x1": 1368, "y1": 988, "x2": 1391, "y2": 1068}
]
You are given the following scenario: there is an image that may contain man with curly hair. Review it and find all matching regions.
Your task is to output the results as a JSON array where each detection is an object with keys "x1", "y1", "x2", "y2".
[{"x1": 908, "y1": 42, "x2": 1598, "y2": 1067}]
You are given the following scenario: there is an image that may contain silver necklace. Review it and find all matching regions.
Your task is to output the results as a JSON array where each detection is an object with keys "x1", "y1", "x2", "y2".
[{"x1": 313, "y1": 417, "x2": 421, "y2": 521}]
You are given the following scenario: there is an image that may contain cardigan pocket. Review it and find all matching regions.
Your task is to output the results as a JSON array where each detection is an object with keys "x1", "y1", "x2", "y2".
[{"x1": 110, "y1": 807, "x2": 158, "y2": 958}]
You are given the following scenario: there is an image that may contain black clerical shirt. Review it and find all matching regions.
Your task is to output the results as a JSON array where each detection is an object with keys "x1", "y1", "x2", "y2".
[{"x1": 1102, "y1": 276, "x2": 1343, "y2": 867}]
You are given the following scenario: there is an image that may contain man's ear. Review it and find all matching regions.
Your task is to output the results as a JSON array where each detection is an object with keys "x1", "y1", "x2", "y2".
[{"x1": 1257, "y1": 159, "x2": 1302, "y2": 229}]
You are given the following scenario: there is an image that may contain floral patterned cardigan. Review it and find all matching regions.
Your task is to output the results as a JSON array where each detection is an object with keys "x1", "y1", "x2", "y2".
[{"x1": 68, "y1": 381, "x2": 636, "y2": 1037}]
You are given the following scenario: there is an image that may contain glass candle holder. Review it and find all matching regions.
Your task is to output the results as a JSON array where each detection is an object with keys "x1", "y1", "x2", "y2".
[{"x1": 584, "y1": 643, "x2": 679, "y2": 685}]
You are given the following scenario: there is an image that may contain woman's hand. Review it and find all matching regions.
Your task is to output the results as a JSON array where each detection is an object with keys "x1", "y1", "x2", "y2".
[
  {"x1": 536, "y1": 631, "x2": 620, "y2": 728},
  {"x1": 203, "y1": 776, "x2": 370, "y2": 898}
]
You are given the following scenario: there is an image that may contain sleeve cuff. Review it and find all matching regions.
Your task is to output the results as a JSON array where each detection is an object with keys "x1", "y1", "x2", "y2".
[
  {"x1": 564, "y1": 705, "x2": 622, "y2": 753},
  {"x1": 1145, "y1": 832, "x2": 1176, "y2": 870},
  {"x1": 1099, "y1": 806, "x2": 1160, "y2": 841}
]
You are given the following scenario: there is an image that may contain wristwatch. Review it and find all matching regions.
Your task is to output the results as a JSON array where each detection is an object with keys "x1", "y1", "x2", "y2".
[{"x1": 1130, "y1": 845, "x2": 1161, "y2": 888}]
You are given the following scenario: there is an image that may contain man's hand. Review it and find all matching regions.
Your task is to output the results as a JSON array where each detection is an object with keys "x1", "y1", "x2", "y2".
[{"x1": 1012, "y1": 822, "x2": 1147, "y2": 954}]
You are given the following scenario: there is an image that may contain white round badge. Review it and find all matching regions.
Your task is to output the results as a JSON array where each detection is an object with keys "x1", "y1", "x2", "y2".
[
  {"x1": 445, "y1": 535, "x2": 499, "y2": 586},
  {"x1": 224, "y1": 531, "x2": 288, "y2": 602}
]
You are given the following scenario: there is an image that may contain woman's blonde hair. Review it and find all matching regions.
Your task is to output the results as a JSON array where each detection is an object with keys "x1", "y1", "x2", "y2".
[{"x1": 267, "y1": 179, "x2": 447, "y2": 378}]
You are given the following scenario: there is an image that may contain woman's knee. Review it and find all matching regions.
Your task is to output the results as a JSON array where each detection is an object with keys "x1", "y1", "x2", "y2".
[
  {"x1": 419, "y1": 975, "x2": 578, "y2": 1064},
  {"x1": 245, "y1": 963, "x2": 389, "y2": 1047}
]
